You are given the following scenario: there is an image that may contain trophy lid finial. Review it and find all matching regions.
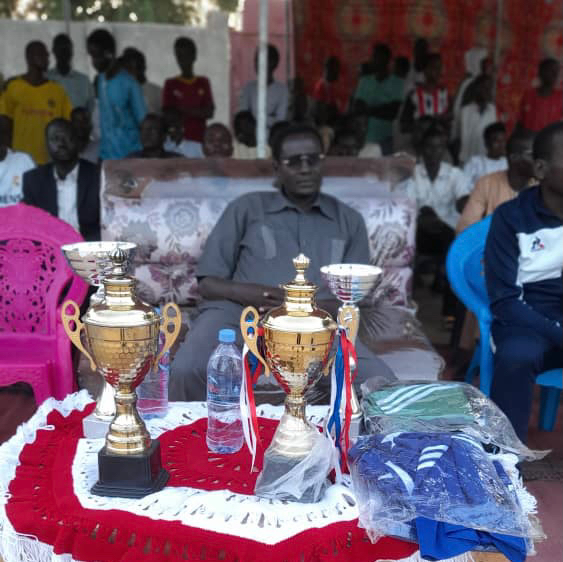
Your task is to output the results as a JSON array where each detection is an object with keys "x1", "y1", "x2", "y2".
[
  {"x1": 110, "y1": 246, "x2": 127, "y2": 277},
  {"x1": 293, "y1": 253, "x2": 310, "y2": 283}
]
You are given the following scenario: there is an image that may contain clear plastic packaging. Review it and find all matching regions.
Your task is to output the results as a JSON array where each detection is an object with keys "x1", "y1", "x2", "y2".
[
  {"x1": 137, "y1": 330, "x2": 169, "y2": 419},
  {"x1": 360, "y1": 379, "x2": 548, "y2": 462},
  {"x1": 348, "y1": 430, "x2": 541, "y2": 544}
]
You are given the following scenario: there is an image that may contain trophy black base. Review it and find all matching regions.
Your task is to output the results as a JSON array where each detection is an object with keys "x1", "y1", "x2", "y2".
[{"x1": 91, "y1": 439, "x2": 169, "y2": 499}]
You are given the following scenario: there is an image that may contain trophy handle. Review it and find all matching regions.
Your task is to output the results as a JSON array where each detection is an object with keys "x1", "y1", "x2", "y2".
[
  {"x1": 155, "y1": 302, "x2": 182, "y2": 366},
  {"x1": 61, "y1": 299, "x2": 96, "y2": 371},
  {"x1": 240, "y1": 306, "x2": 270, "y2": 376}
]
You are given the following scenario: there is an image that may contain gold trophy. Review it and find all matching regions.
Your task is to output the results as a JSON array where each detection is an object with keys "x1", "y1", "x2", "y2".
[
  {"x1": 61, "y1": 241, "x2": 137, "y2": 438},
  {"x1": 320, "y1": 263, "x2": 382, "y2": 437},
  {"x1": 241, "y1": 254, "x2": 337, "y2": 499},
  {"x1": 62, "y1": 247, "x2": 181, "y2": 498}
]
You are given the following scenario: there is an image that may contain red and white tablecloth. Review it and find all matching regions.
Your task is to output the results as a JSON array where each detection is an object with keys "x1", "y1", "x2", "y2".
[{"x1": 0, "y1": 391, "x2": 476, "y2": 562}]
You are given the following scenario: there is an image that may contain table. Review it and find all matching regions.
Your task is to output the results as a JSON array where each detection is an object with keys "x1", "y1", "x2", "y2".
[{"x1": 0, "y1": 391, "x2": 505, "y2": 562}]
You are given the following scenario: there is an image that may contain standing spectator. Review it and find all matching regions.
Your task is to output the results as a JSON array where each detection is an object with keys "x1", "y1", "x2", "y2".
[
  {"x1": 517, "y1": 58, "x2": 563, "y2": 134},
  {"x1": 202, "y1": 123, "x2": 234, "y2": 157},
  {"x1": 403, "y1": 37, "x2": 429, "y2": 94},
  {"x1": 353, "y1": 43, "x2": 404, "y2": 155},
  {"x1": 0, "y1": 115, "x2": 34, "y2": 206},
  {"x1": 162, "y1": 37, "x2": 214, "y2": 151},
  {"x1": 485, "y1": 122, "x2": 563, "y2": 443},
  {"x1": 128, "y1": 114, "x2": 182, "y2": 159},
  {"x1": 163, "y1": 108, "x2": 203, "y2": 158},
  {"x1": 400, "y1": 53, "x2": 450, "y2": 135},
  {"x1": 458, "y1": 75, "x2": 497, "y2": 164},
  {"x1": 393, "y1": 57, "x2": 410, "y2": 80},
  {"x1": 312, "y1": 56, "x2": 342, "y2": 127},
  {"x1": 70, "y1": 107, "x2": 99, "y2": 164},
  {"x1": 86, "y1": 29, "x2": 146, "y2": 160},
  {"x1": 1, "y1": 41, "x2": 72, "y2": 164},
  {"x1": 47, "y1": 33, "x2": 94, "y2": 114},
  {"x1": 238, "y1": 44, "x2": 289, "y2": 130},
  {"x1": 463, "y1": 122, "x2": 507, "y2": 191},
  {"x1": 22, "y1": 118, "x2": 100, "y2": 241},
  {"x1": 121, "y1": 47, "x2": 162, "y2": 114}
]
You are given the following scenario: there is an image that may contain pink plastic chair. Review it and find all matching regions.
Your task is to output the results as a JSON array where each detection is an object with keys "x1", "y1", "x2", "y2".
[{"x1": 0, "y1": 204, "x2": 89, "y2": 405}]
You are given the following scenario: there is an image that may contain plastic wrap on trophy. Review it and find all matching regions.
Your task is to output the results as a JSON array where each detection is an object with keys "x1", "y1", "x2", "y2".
[
  {"x1": 320, "y1": 263, "x2": 383, "y2": 436},
  {"x1": 241, "y1": 254, "x2": 337, "y2": 500},
  {"x1": 61, "y1": 248, "x2": 181, "y2": 498},
  {"x1": 61, "y1": 241, "x2": 137, "y2": 435}
]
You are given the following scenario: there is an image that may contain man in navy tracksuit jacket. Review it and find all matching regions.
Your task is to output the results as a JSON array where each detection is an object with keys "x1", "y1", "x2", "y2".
[{"x1": 485, "y1": 122, "x2": 563, "y2": 442}]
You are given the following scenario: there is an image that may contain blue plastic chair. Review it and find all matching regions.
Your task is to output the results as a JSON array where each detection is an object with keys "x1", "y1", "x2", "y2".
[{"x1": 446, "y1": 216, "x2": 561, "y2": 431}]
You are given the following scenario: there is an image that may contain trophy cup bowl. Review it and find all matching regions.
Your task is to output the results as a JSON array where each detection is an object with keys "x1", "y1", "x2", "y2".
[
  {"x1": 62, "y1": 249, "x2": 182, "y2": 498},
  {"x1": 320, "y1": 263, "x2": 383, "y2": 435},
  {"x1": 61, "y1": 241, "x2": 137, "y2": 436},
  {"x1": 241, "y1": 255, "x2": 337, "y2": 501}
]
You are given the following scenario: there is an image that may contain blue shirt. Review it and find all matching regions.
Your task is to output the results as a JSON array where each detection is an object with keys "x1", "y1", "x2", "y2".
[
  {"x1": 98, "y1": 70, "x2": 147, "y2": 160},
  {"x1": 485, "y1": 186, "x2": 563, "y2": 347}
]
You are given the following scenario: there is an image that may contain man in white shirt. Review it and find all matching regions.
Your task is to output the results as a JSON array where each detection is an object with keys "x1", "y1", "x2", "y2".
[
  {"x1": 23, "y1": 118, "x2": 100, "y2": 240},
  {"x1": 47, "y1": 34, "x2": 94, "y2": 114},
  {"x1": 237, "y1": 44, "x2": 288, "y2": 130},
  {"x1": 0, "y1": 115, "x2": 35, "y2": 206}
]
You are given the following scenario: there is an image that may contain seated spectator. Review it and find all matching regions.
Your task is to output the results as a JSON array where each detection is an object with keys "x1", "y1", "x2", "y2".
[
  {"x1": 128, "y1": 114, "x2": 182, "y2": 159},
  {"x1": 485, "y1": 122, "x2": 563, "y2": 443},
  {"x1": 121, "y1": 46, "x2": 162, "y2": 115},
  {"x1": 2, "y1": 41, "x2": 72, "y2": 164},
  {"x1": 232, "y1": 110, "x2": 272, "y2": 159},
  {"x1": 202, "y1": 123, "x2": 233, "y2": 157},
  {"x1": 353, "y1": 43, "x2": 404, "y2": 155},
  {"x1": 517, "y1": 58, "x2": 563, "y2": 134},
  {"x1": 47, "y1": 33, "x2": 94, "y2": 114},
  {"x1": 328, "y1": 116, "x2": 382, "y2": 158},
  {"x1": 400, "y1": 53, "x2": 450, "y2": 135},
  {"x1": 312, "y1": 56, "x2": 342, "y2": 127},
  {"x1": 237, "y1": 44, "x2": 289, "y2": 131},
  {"x1": 457, "y1": 130, "x2": 535, "y2": 234},
  {"x1": 169, "y1": 123, "x2": 396, "y2": 402},
  {"x1": 458, "y1": 75, "x2": 497, "y2": 164},
  {"x1": 22, "y1": 118, "x2": 100, "y2": 241},
  {"x1": 86, "y1": 29, "x2": 146, "y2": 160},
  {"x1": 402, "y1": 122, "x2": 470, "y2": 317},
  {"x1": 463, "y1": 122, "x2": 507, "y2": 190},
  {"x1": 70, "y1": 107, "x2": 99, "y2": 164},
  {"x1": 162, "y1": 37, "x2": 215, "y2": 150},
  {"x1": 0, "y1": 115, "x2": 35, "y2": 206},
  {"x1": 163, "y1": 107, "x2": 203, "y2": 158}
]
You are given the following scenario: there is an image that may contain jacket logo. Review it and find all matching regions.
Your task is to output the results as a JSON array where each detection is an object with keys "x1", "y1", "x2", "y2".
[{"x1": 531, "y1": 236, "x2": 545, "y2": 252}]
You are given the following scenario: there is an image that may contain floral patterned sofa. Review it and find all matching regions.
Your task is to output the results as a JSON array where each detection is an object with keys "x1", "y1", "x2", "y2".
[{"x1": 101, "y1": 157, "x2": 444, "y2": 381}]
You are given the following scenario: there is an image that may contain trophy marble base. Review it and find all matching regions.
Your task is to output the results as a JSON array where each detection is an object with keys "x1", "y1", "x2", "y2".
[
  {"x1": 82, "y1": 413, "x2": 112, "y2": 439},
  {"x1": 91, "y1": 440, "x2": 169, "y2": 498},
  {"x1": 255, "y1": 448, "x2": 327, "y2": 503}
]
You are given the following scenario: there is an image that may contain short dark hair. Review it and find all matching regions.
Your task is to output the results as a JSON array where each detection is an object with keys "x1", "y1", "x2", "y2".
[
  {"x1": 142, "y1": 113, "x2": 167, "y2": 135},
  {"x1": 87, "y1": 29, "x2": 116, "y2": 54},
  {"x1": 255, "y1": 44, "x2": 280, "y2": 69},
  {"x1": 507, "y1": 129, "x2": 535, "y2": 157},
  {"x1": 46, "y1": 117, "x2": 74, "y2": 137},
  {"x1": 53, "y1": 33, "x2": 72, "y2": 49},
  {"x1": 424, "y1": 52, "x2": 441, "y2": 69},
  {"x1": 174, "y1": 36, "x2": 196, "y2": 57},
  {"x1": 394, "y1": 56, "x2": 410, "y2": 75},
  {"x1": 420, "y1": 121, "x2": 447, "y2": 144},
  {"x1": 122, "y1": 46, "x2": 143, "y2": 63},
  {"x1": 25, "y1": 40, "x2": 46, "y2": 60},
  {"x1": 483, "y1": 122, "x2": 506, "y2": 145},
  {"x1": 233, "y1": 110, "x2": 255, "y2": 130},
  {"x1": 70, "y1": 106, "x2": 90, "y2": 120},
  {"x1": 271, "y1": 122, "x2": 323, "y2": 161},
  {"x1": 539, "y1": 57, "x2": 559, "y2": 75},
  {"x1": 533, "y1": 122, "x2": 563, "y2": 160},
  {"x1": 372, "y1": 43, "x2": 392, "y2": 61}
]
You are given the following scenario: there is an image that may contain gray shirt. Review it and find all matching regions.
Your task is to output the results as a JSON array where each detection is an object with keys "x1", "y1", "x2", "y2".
[
  {"x1": 197, "y1": 190, "x2": 370, "y2": 309},
  {"x1": 47, "y1": 68, "x2": 94, "y2": 113}
]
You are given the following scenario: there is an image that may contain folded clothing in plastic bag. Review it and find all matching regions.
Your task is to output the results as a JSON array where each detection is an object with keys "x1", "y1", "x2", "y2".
[
  {"x1": 349, "y1": 432, "x2": 533, "y2": 540},
  {"x1": 361, "y1": 380, "x2": 547, "y2": 461}
]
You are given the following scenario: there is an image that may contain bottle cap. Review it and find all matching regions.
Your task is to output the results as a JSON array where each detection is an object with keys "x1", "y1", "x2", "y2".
[{"x1": 218, "y1": 328, "x2": 236, "y2": 343}]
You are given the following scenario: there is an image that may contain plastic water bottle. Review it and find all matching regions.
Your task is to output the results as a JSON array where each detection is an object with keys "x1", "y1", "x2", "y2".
[{"x1": 206, "y1": 329, "x2": 243, "y2": 453}]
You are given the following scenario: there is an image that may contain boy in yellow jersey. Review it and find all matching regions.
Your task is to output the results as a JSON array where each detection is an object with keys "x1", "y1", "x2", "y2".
[{"x1": 2, "y1": 41, "x2": 72, "y2": 164}]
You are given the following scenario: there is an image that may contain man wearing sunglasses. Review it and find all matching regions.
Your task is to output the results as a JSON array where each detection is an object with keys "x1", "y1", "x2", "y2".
[{"x1": 170, "y1": 123, "x2": 396, "y2": 403}]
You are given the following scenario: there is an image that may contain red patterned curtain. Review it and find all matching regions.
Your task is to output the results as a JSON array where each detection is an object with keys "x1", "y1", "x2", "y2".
[{"x1": 294, "y1": 0, "x2": 563, "y2": 130}]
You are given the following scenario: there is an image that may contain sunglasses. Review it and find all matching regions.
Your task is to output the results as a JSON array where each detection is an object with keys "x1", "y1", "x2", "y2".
[{"x1": 281, "y1": 153, "x2": 325, "y2": 169}]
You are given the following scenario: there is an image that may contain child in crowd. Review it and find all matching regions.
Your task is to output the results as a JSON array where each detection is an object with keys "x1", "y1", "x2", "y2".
[
  {"x1": 127, "y1": 113, "x2": 182, "y2": 159},
  {"x1": 485, "y1": 122, "x2": 563, "y2": 442},
  {"x1": 202, "y1": 123, "x2": 233, "y2": 157},
  {"x1": 463, "y1": 122, "x2": 507, "y2": 190},
  {"x1": 163, "y1": 107, "x2": 203, "y2": 158},
  {"x1": 458, "y1": 75, "x2": 497, "y2": 164},
  {"x1": 232, "y1": 110, "x2": 271, "y2": 159}
]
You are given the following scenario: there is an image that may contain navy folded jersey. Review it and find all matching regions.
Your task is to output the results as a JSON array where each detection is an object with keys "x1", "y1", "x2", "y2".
[{"x1": 485, "y1": 186, "x2": 563, "y2": 345}]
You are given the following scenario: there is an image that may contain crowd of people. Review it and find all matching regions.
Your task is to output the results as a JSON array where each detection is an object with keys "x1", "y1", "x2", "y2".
[{"x1": 0, "y1": 28, "x2": 561, "y2": 443}]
